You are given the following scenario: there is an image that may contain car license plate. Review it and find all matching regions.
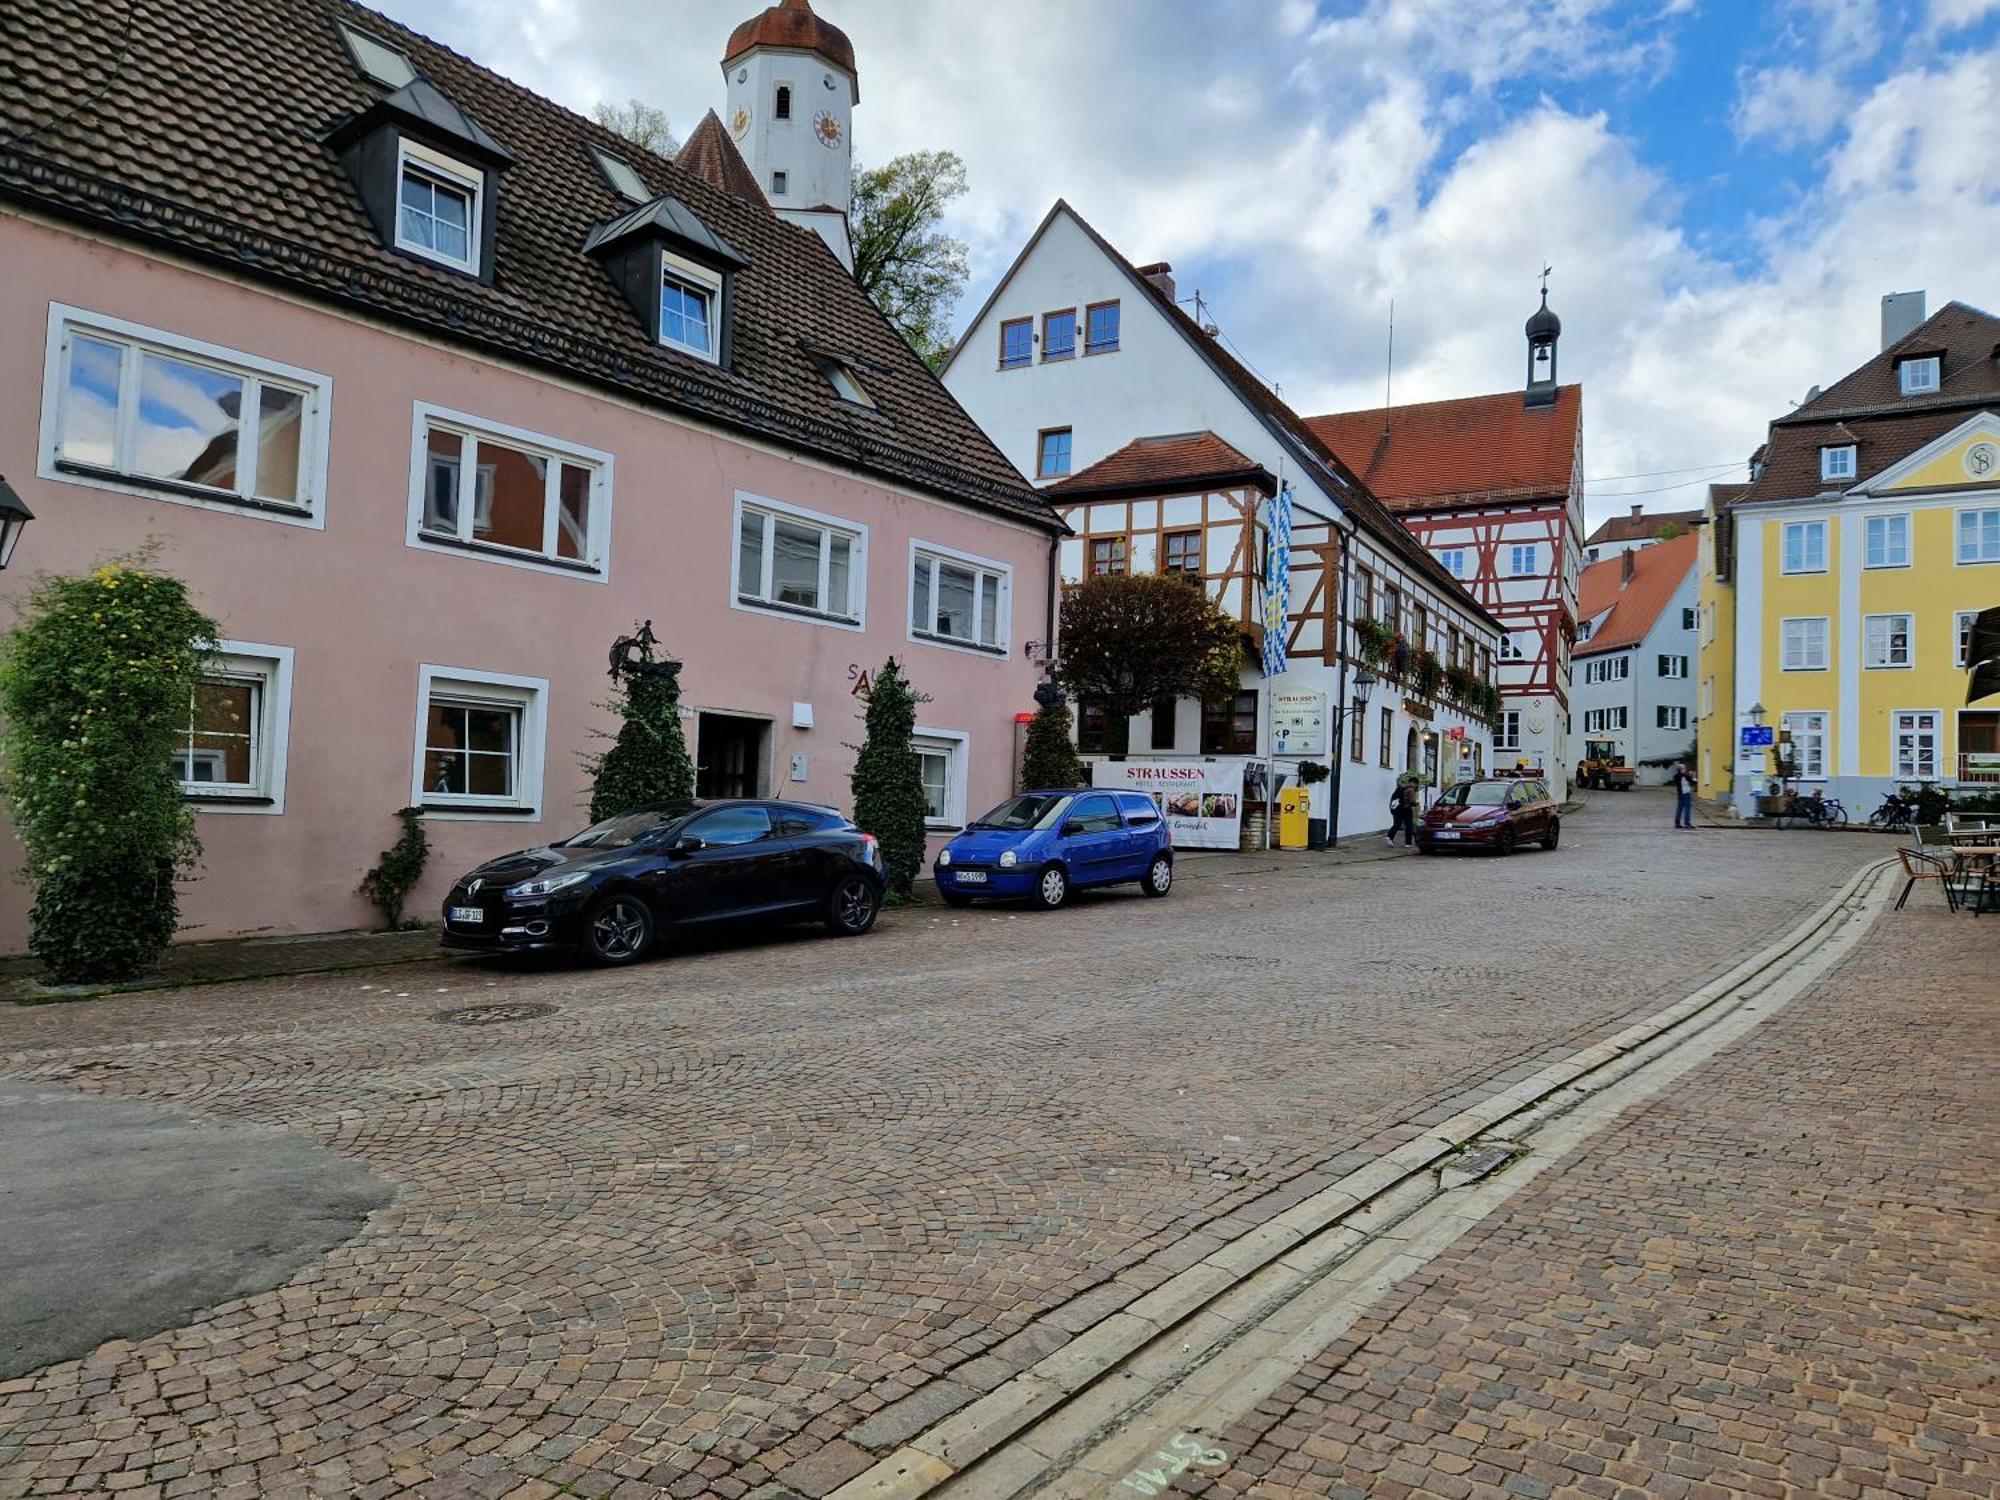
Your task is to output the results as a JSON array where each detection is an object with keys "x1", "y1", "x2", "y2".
[
  {"x1": 955, "y1": 870, "x2": 988, "y2": 885},
  {"x1": 1435, "y1": 832, "x2": 1460, "y2": 841},
  {"x1": 449, "y1": 905, "x2": 484, "y2": 923}
]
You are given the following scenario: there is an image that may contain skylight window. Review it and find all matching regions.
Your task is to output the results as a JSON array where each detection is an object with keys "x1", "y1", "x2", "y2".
[
  {"x1": 818, "y1": 359, "x2": 874, "y2": 408},
  {"x1": 587, "y1": 144, "x2": 651, "y2": 205},
  {"x1": 339, "y1": 24, "x2": 418, "y2": 89}
]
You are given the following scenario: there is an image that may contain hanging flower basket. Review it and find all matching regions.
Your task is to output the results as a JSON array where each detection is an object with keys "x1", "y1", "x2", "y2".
[{"x1": 1412, "y1": 650, "x2": 1444, "y2": 701}]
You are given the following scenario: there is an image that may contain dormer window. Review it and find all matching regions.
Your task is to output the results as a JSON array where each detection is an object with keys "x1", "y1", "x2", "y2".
[
  {"x1": 1898, "y1": 355, "x2": 1940, "y2": 395},
  {"x1": 1821, "y1": 443, "x2": 1856, "y2": 482},
  {"x1": 396, "y1": 142, "x2": 481, "y2": 272},
  {"x1": 661, "y1": 254, "x2": 721, "y2": 361}
]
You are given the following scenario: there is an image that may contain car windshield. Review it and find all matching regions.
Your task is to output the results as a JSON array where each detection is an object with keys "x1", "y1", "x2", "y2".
[
  {"x1": 560, "y1": 809, "x2": 682, "y2": 848},
  {"x1": 1437, "y1": 782, "x2": 1510, "y2": 808},
  {"x1": 968, "y1": 794, "x2": 1072, "y2": 831}
]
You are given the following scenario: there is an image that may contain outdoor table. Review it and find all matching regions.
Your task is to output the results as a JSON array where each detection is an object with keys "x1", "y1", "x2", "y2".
[{"x1": 1946, "y1": 846, "x2": 2000, "y2": 913}]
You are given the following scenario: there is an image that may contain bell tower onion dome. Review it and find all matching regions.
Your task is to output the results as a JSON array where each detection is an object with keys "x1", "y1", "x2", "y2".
[
  {"x1": 724, "y1": 0, "x2": 858, "y2": 99},
  {"x1": 722, "y1": 0, "x2": 858, "y2": 268}
]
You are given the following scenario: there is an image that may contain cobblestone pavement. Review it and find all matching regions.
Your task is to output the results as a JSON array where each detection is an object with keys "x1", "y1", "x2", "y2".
[
  {"x1": 1204, "y1": 892, "x2": 1998, "y2": 1499},
  {"x1": 0, "y1": 796, "x2": 1902, "y2": 1499}
]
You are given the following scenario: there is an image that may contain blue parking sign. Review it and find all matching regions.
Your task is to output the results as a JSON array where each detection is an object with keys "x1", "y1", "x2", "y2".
[{"x1": 1740, "y1": 725, "x2": 1775, "y2": 748}]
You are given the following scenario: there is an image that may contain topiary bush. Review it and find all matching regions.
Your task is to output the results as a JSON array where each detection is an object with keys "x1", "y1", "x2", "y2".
[
  {"x1": 0, "y1": 557, "x2": 218, "y2": 984},
  {"x1": 588, "y1": 621, "x2": 695, "y2": 823},
  {"x1": 850, "y1": 658, "x2": 930, "y2": 899},
  {"x1": 1021, "y1": 697, "x2": 1088, "y2": 791},
  {"x1": 358, "y1": 807, "x2": 429, "y2": 931}
]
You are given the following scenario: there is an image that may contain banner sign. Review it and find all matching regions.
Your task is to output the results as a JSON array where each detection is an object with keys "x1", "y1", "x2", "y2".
[
  {"x1": 1739, "y1": 725, "x2": 1775, "y2": 748},
  {"x1": 1271, "y1": 691, "x2": 1327, "y2": 757},
  {"x1": 1090, "y1": 759, "x2": 1248, "y2": 851}
]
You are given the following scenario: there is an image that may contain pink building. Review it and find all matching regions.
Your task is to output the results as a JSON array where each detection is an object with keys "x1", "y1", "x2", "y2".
[{"x1": 0, "y1": 0, "x2": 1058, "y2": 953}]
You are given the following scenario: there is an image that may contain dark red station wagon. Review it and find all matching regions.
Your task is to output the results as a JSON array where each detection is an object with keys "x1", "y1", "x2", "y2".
[{"x1": 1415, "y1": 777, "x2": 1561, "y2": 856}]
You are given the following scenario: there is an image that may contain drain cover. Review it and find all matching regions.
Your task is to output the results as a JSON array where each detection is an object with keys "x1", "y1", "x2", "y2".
[
  {"x1": 430, "y1": 1001, "x2": 558, "y2": 1026},
  {"x1": 1441, "y1": 1140, "x2": 1522, "y2": 1184}
]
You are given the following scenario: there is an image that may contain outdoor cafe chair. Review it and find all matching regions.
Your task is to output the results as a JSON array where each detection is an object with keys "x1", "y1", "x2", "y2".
[{"x1": 1893, "y1": 846, "x2": 1960, "y2": 913}]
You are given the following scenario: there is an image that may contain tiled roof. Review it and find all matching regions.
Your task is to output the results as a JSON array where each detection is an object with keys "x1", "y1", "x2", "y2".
[
  {"x1": 1738, "y1": 301, "x2": 2000, "y2": 505},
  {"x1": 1582, "y1": 507, "x2": 1701, "y2": 548},
  {"x1": 723, "y1": 0, "x2": 858, "y2": 87},
  {"x1": 0, "y1": 0, "x2": 1051, "y2": 529},
  {"x1": 1574, "y1": 532, "x2": 1697, "y2": 657},
  {"x1": 675, "y1": 111, "x2": 767, "y2": 206},
  {"x1": 1047, "y1": 432, "x2": 1274, "y2": 499},
  {"x1": 1304, "y1": 386, "x2": 1582, "y2": 511}
]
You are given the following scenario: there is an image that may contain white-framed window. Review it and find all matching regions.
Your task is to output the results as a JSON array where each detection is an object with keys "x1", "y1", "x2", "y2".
[
  {"x1": 1499, "y1": 634, "x2": 1525, "y2": 661},
  {"x1": 1681, "y1": 606, "x2": 1697, "y2": 632},
  {"x1": 1960, "y1": 610, "x2": 1981, "y2": 667},
  {"x1": 732, "y1": 492, "x2": 866, "y2": 628},
  {"x1": 175, "y1": 642, "x2": 294, "y2": 814},
  {"x1": 1658, "y1": 654, "x2": 1688, "y2": 679},
  {"x1": 1493, "y1": 710, "x2": 1520, "y2": 751},
  {"x1": 1897, "y1": 356, "x2": 1940, "y2": 395},
  {"x1": 407, "y1": 404, "x2": 612, "y2": 579},
  {"x1": 661, "y1": 251, "x2": 724, "y2": 363},
  {"x1": 39, "y1": 304, "x2": 332, "y2": 527},
  {"x1": 1577, "y1": 618, "x2": 1594, "y2": 642},
  {"x1": 1657, "y1": 705, "x2": 1689, "y2": 731},
  {"x1": 912, "y1": 728, "x2": 969, "y2": 829},
  {"x1": 1864, "y1": 513, "x2": 1910, "y2": 569},
  {"x1": 1780, "y1": 711, "x2": 1827, "y2": 780},
  {"x1": 1892, "y1": 710, "x2": 1939, "y2": 781},
  {"x1": 1960, "y1": 508, "x2": 2000, "y2": 564},
  {"x1": 1583, "y1": 707, "x2": 1629, "y2": 733},
  {"x1": 1863, "y1": 612, "x2": 1913, "y2": 669},
  {"x1": 412, "y1": 665, "x2": 547, "y2": 820},
  {"x1": 1819, "y1": 445, "x2": 1856, "y2": 483},
  {"x1": 1583, "y1": 656, "x2": 1629, "y2": 685},
  {"x1": 396, "y1": 140, "x2": 482, "y2": 274},
  {"x1": 1439, "y1": 547, "x2": 1468, "y2": 579},
  {"x1": 1781, "y1": 616, "x2": 1829, "y2": 671},
  {"x1": 909, "y1": 541, "x2": 1010, "y2": 655},
  {"x1": 1782, "y1": 520, "x2": 1827, "y2": 574},
  {"x1": 1509, "y1": 543, "x2": 1538, "y2": 576}
]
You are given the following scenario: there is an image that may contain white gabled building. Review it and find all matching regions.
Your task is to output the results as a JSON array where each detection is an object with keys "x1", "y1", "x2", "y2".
[
  {"x1": 941, "y1": 201, "x2": 1505, "y2": 842},
  {"x1": 1569, "y1": 532, "x2": 1700, "y2": 784}
]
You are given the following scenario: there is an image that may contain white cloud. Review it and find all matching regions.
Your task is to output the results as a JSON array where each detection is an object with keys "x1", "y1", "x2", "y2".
[
  {"x1": 1732, "y1": 64, "x2": 1850, "y2": 146},
  {"x1": 1929, "y1": 0, "x2": 2000, "y2": 31}
]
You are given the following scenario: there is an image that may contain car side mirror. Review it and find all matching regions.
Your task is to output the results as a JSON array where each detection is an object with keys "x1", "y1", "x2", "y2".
[{"x1": 670, "y1": 835, "x2": 705, "y2": 856}]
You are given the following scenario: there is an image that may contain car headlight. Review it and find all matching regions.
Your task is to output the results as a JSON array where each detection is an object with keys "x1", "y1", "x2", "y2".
[
  {"x1": 505, "y1": 868, "x2": 594, "y2": 898},
  {"x1": 999, "y1": 849, "x2": 1019, "y2": 868},
  {"x1": 938, "y1": 848, "x2": 952, "y2": 867}
]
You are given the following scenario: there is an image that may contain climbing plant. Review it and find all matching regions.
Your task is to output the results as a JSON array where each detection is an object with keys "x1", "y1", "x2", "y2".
[
  {"x1": 0, "y1": 557, "x2": 217, "y2": 983},
  {"x1": 357, "y1": 807, "x2": 429, "y2": 931}
]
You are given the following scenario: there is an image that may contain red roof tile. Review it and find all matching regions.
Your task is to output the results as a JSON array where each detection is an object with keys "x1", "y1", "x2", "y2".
[
  {"x1": 723, "y1": 0, "x2": 858, "y2": 88},
  {"x1": 1305, "y1": 387, "x2": 1582, "y2": 511},
  {"x1": 1582, "y1": 506, "x2": 1701, "y2": 548},
  {"x1": 1047, "y1": 432, "x2": 1274, "y2": 499},
  {"x1": 675, "y1": 110, "x2": 767, "y2": 206},
  {"x1": 1574, "y1": 531, "x2": 1697, "y2": 656}
]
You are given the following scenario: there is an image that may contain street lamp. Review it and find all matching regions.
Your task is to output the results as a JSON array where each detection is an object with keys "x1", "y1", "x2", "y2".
[
  {"x1": 0, "y1": 477, "x2": 32, "y2": 570},
  {"x1": 1324, "y1": 667, "x2": 1378, "y2": 850}
]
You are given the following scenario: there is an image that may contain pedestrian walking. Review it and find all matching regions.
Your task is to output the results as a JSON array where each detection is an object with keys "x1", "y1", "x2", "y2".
[
  {"x1": 1671, "y1": 762, "x2": 1696, "y2": 829},
  {"x1": 1387, "y1": 776, "x2": 1417, "y2": 847}
]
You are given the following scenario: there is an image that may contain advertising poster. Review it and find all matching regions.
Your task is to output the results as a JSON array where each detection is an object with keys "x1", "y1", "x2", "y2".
[
  {"x1": 1272, "y1": 691, "x2": 1327, "y2": 757},
  {"x1": 1091, "y1": 759, "x2": 1248, "y2": 850}
]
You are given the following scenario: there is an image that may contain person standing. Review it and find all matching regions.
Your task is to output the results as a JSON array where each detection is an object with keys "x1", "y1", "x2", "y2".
[
  {"x1": 1671, "y1": 762, "x2": 1696, "y2": 830},
  {"x1": 1387, "y1": 777, "x2": 1416, "y2": 846}
]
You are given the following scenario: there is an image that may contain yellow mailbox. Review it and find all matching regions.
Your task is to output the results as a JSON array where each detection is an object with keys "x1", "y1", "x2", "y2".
[{"x1": 1277, "y1": 786, "x2": 1312, "y2": 850}]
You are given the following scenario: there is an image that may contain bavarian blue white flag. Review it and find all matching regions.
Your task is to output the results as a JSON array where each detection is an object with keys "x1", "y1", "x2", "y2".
[{"x1": 1261, "y1": 483, "x2": 1293, "y2": 677}]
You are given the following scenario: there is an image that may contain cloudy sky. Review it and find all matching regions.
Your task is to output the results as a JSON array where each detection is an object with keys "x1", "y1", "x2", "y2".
[{"x1": 374, "y1": 0, "x2": 2000, "y2": 526}]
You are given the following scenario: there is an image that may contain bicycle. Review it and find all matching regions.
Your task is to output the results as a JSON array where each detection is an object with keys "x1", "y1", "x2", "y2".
[
  {"x1": 1774, "y1": 790, "x2": 1846, "y2": 830},
  {"x1": 1868, "y1": 792, "x2": 1917, "y2": 833}
]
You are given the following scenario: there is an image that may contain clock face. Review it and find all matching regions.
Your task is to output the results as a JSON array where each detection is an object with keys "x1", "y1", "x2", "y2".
[
  {"x1": 730, "y1": 107, "x2": 751, "y2": 140},
  {"x1": 813, "y1": 109, "x2": 843, "y2": 148}
]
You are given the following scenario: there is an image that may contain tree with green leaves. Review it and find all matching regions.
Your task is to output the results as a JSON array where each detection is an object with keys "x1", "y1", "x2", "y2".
[
  {"x1": 1057, "y1": 574, "x2": 1245, "y2": 724},
  {"x1": 592, "y1": 99, "x2": 677, "y2": 156},
  {"x1": 851, "y1": 149, "x2": 970, "y2": 367},
  {"x1": 850, "y1": 659, "x2": 929, "y2": 898},
  {"x1": 588, "y1": 622, "x2": 695, "y2": 823},
  {"x1": 1021, "y1": 697, "x2": 1088, "y2": 791},
  {"x1": 0, "y1": 556, "x2": 218, "y2": 983}
]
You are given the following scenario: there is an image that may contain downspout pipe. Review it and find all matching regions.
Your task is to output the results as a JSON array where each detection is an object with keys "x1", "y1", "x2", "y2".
[{"x1": 1328, "y1": 509, "x2": 1357, "y2": 850}]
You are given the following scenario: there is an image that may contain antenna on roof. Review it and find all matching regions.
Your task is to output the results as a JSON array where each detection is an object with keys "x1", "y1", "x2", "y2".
[{"x1": 1384, "y1": 298, "x2": 1395, "y2": 422}]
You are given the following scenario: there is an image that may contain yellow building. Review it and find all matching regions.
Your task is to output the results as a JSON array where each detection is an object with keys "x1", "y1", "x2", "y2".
[{"x1": 1699, "y1": 296, "x2": 2000, "y2": 811}]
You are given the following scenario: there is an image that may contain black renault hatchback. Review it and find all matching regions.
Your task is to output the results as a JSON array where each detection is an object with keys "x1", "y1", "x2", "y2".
[{"x1": 441, "y1": 800, "x2": 886, "y2": 965}]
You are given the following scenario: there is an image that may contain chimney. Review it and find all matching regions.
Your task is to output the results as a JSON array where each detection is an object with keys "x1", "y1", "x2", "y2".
[
  {"x1": 1135, "y1": 261, "x2": 1176, "y2": 303},
  {"x1": 1621, "y1": 548, "x2": 1635, "y2": 585},
  {"x1": 1628, "y1": 503, "x2": 1643, "y2": 519},
  {"x1": 1880, "y1": 290, "x2": 1926, "y2": 350}
]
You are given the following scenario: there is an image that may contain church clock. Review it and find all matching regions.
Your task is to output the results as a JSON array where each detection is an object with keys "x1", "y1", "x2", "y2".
[
  {"x1": 813, "y1": 109, "x2": 843, "y2": 148},
  {"x1": 730, "y1": 107, "x2": 751, "y2": 140}
]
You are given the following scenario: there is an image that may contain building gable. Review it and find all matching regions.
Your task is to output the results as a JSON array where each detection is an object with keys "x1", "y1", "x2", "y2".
[{"x1": 1855, "y1": 410, "x2": 2000, "y2": 495}]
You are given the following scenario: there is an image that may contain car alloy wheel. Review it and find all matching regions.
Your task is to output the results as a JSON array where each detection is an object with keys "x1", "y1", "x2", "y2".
[
  {"x1": 1496, "y1": 828, "x2": 1516, "y2": 857},
  {"x1": 1034, "y1": 865, "x2": 1069, "y2": 910},
  {"x1": 585, "y1": 893, "x2": 653, "y2": 965},
  {"x1": 1142, "y1": 854, "x2": 1173, "y2": 897},
  {"x1": 1542, "y1": 820, "x2": 1560, "y2": 850},
  {"x1": 826, "y1": 874, "x2": 881, "y2": 936}
]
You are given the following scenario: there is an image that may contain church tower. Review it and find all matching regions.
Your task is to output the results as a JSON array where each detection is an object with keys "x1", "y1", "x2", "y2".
[
  {"x1": 722, "y1": 0, "x2": 857, "y2": 268},
  {"x1": 1524, "y1": 274, "x2": 1561, "y2": 408}
]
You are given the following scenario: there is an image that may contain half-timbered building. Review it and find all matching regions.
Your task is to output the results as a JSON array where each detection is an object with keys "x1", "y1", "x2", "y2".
[{"x1": 1308, "y1": 294, "x2": 1585, "y2": 788}]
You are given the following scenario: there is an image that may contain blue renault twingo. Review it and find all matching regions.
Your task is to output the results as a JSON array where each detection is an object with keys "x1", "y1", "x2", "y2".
[{"x1": 933, "y1": 789, "x2": 1174, "y2": 909}]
